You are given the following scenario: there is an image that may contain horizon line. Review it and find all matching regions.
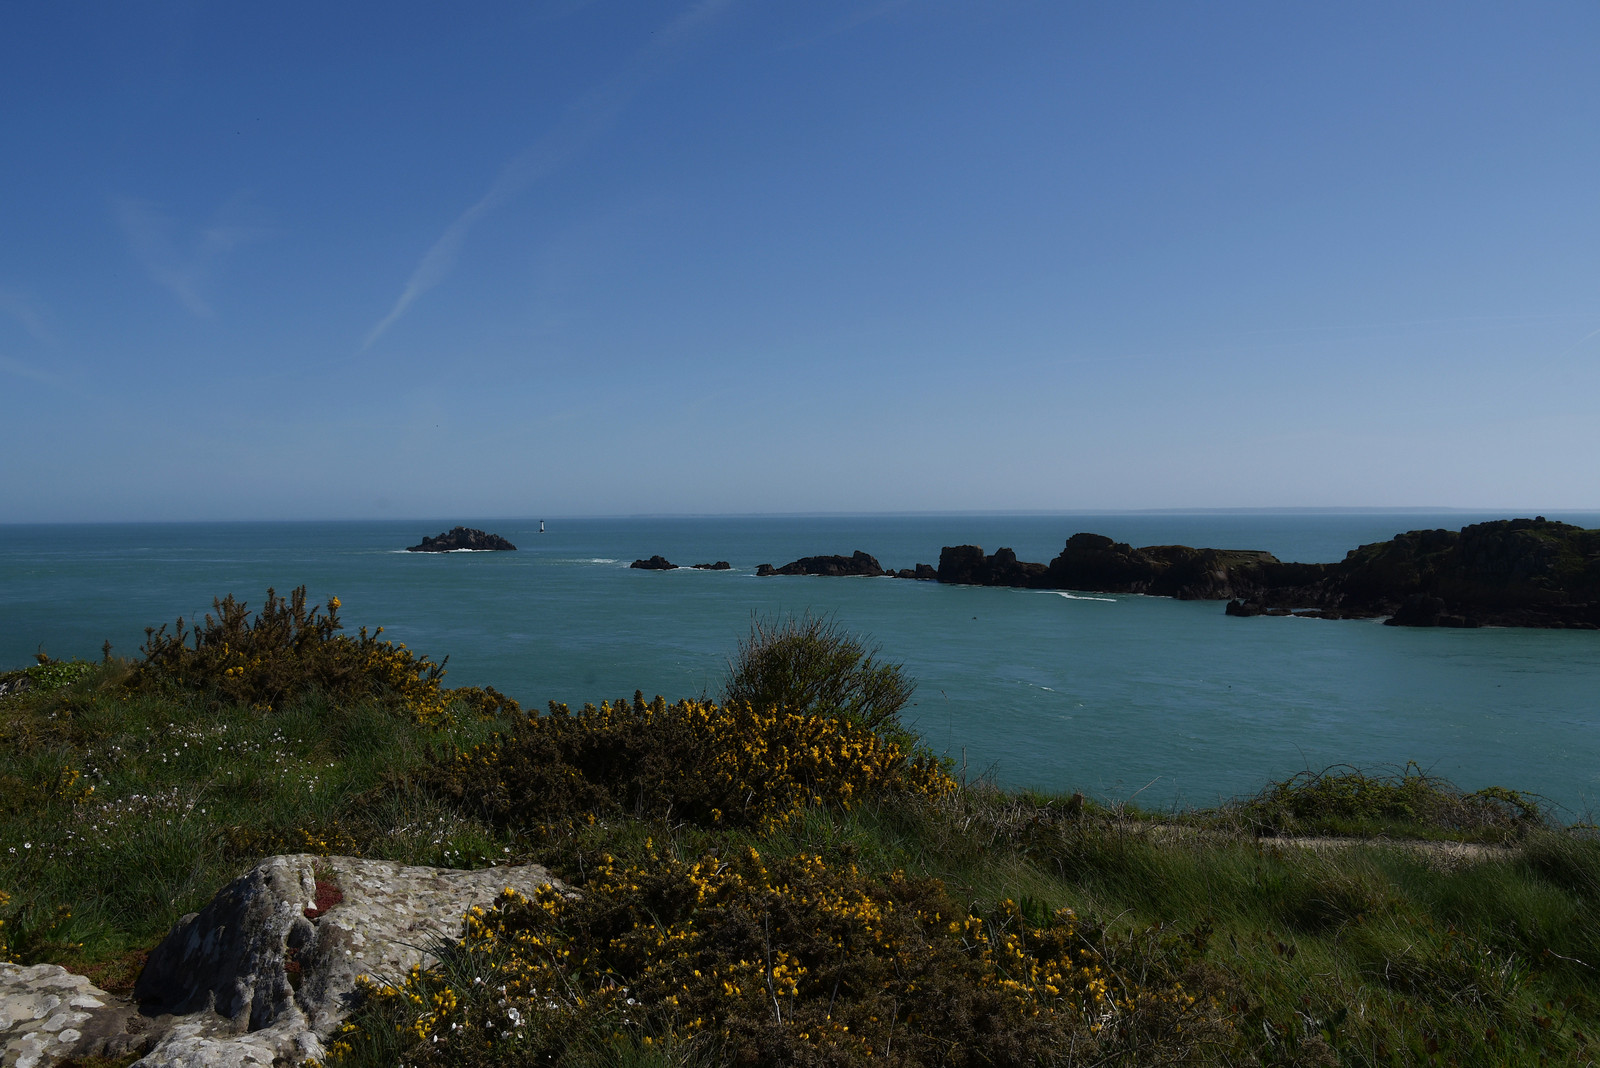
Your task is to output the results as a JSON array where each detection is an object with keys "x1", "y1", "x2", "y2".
[{"x1": 5, "y1": 505, "x2": 1598, "y2": 528}]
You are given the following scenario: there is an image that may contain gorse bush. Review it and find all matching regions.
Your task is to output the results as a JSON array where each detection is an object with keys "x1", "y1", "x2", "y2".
[
  {"x1": 427, "y1": 693, "x2": 954, "y2": 833},
  {"x1": 329, "y1": 845, "x2": 1229, "y2": 1068},
  {"x1": 723, "y1": 615, "x2": 916, "y2": 748},
  {"x1": 131, "y1": 586, "x2": 503, "y2": 724}
]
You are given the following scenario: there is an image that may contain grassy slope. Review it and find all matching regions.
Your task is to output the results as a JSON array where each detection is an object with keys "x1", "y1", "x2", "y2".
[{"x1": 3, "y1": 659, "x2": 1598, "y2": 1066}]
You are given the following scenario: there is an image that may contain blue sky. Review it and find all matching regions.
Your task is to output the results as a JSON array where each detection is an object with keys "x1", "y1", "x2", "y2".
[{"x1": 3, "y1": 2, "x2": 1597, "y2": 521}]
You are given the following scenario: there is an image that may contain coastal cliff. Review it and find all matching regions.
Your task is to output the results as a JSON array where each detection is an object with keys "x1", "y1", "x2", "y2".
[{"x1": 1269, "y1": 517, "x2": 1600, "y2": 628}]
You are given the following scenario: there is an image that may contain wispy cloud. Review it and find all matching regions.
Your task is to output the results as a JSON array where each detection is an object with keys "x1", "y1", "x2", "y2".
[
  {"x1": 362, "y1": 0, "x2": 741, "y2": 350},
  {"x1": 0, "y1": 289, "x2": 55, "y2": 345},
  {"x1": 113, "y1": 194, "x2": 262, "y2": 316}
]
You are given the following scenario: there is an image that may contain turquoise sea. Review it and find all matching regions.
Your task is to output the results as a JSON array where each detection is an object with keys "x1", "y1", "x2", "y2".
[{"x1": 4, "y1": 512, "x2": 1599, "y2": 816}]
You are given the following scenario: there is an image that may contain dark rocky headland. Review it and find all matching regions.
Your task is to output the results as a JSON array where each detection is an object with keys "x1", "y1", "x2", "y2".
[
  {"x1": 405, "y1": 527, "x2": 517, "y2": 552},
  {"x1": 758, "y1": 519, "x2": 1600, "y2": 629}
]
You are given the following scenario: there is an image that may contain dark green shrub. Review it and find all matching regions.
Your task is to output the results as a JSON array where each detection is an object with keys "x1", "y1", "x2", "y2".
[{"x1": 723, "y1": 614, "x2": 916, "y2": 748}]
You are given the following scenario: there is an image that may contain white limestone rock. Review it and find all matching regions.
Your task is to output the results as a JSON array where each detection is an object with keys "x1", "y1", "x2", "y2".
[{"x1": 132, "y1": 854, "x2": 564, "y2": 1067}]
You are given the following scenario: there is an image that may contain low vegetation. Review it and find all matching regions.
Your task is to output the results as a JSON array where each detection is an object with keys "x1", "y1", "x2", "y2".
[
  {"x1": 722, "y1": 613, "x2": 918, "y2": 749},
  {"x1": 2, "y1": 593, "x2": 1597, "y2": 1066}
]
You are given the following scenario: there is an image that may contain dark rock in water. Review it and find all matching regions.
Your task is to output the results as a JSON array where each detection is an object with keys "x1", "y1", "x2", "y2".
[
  {"x1": 1042, "y1": 533, "x2": 1160, "y2": 593},
  {"x1": 935, "y1": 545, "x2": 986, "y2": 584},
  {"x1": 1218, "y1": 518, "x2": 1600, "y2": 628},
  {"x1": 1334, "y1": 519, "x2": 1599, "y2": 626},
  {"x1": 760, "y1": 551, "x2": 886, "y2": 577},
  {"x1": 630, "y1": 556, "x2": 678, "y2": 570},
  {"x1": 740, "y1": 517, "x2": 1600, "y2": 629},
  {"x1": 936, "y1": 546, "x2": 1048, "y2": 587},
  {"x1": 1227, "y1": 601, "x2": 1339, "y2": 620},
  {"x1": 692, "y1": 561, "x2": 732, "y2": 570},
  {"x1": 406, "y1": 527, "x2": 517, "y2": 552},
  {"x1": 1384, "y1": 594, "x2": 1449, "y2": 627},
  {"x1": 1043, "y1": 534, "x2": 1300, "y2": 600},
  {"x1": 937, "y1": 536, "x2": 1299, "y2": 599},
  {"x1": 930, "y1": 521, "x2": 1600, "y2": 628},
  {"x1": 1383, "y1": 595, "x2": 1478, "y2": 628}
]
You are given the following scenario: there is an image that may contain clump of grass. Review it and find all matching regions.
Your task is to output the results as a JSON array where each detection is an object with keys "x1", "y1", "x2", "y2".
[
  {"x1": 1229, "y1": 763, "x2": 1544, "y2": 842},
  {"x1": 0, "y1": 888, "x2": 77, "y2": 964},
  {"x1": 723, "y1": 613, "x2": 917, "y2": 749},
  {"x1": 426, "y1": 692, "x2": 954, "y2": 835}
]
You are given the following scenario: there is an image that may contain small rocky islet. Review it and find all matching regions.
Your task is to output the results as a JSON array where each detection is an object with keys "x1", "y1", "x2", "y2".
[
  {"x1": 628, "y1": 556, "x2": 730, "y2": 570},
  {"x1": 405, "y1": 526, "x2": 517, "y2": 552},
  {"x1": 633, "y1": 518, "x2": 1600, "y2": 629}
]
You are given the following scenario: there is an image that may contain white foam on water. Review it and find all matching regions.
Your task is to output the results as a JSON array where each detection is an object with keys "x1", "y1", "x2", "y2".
[
  {"x1": 1056, "y1": 591, "x2": 1116, "y2": 602},
  {"x1": 394, "y1": 548, "x2": 494, "y2": 554}
]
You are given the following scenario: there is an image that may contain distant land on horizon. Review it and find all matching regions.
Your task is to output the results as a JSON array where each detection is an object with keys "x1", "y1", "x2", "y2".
[{"x1": 6, "y1": 506, "x2": 1600, "y2": 527}]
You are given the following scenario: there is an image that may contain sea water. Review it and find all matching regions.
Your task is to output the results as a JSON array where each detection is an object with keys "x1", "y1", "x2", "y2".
[{"x1": 3, "y1": 512, "x2": 1598, "y2": 816}]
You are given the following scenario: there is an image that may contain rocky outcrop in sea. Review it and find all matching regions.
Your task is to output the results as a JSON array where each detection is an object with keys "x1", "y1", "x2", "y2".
[
  {"x1": 629, "y1": 558, "x2": 730, "y2": 571},
  {"x1": 405, "y1": 527, "x2": 517, "y2": 552},
  {"x1": 755, "y1": 519, "x2": 1600, "y2": 629},
  {"x1": 755, "y1": 551, "x2": 886, "y2": 578}
]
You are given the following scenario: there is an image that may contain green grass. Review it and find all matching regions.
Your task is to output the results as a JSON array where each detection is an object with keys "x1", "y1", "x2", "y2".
[
  {"x1": 4, "y1": 606, "x2": 1599, "y2": 1065},
  {"x1": 0, "y1": 664, "x2": 512, "y2": 975}
]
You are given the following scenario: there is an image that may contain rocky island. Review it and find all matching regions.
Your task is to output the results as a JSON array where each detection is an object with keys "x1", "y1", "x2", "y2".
[
  {"x1": 756, "y1": 551, "x2": 887, "y2": 577},
  {"x1": 629, "y1": 557, "x2": 732, "y2": 570},
  {"x1": 405, "y1": 527, "x2": 517, "y2": 552},
  {"x1": 758, "y1": 519, "x2": 1600, "y2": 629}
]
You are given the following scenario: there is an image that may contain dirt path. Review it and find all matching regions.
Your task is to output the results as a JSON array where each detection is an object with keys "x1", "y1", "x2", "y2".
[{"x1": 1122, "y1": 821, "x2": 1518, "y2": 867}]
